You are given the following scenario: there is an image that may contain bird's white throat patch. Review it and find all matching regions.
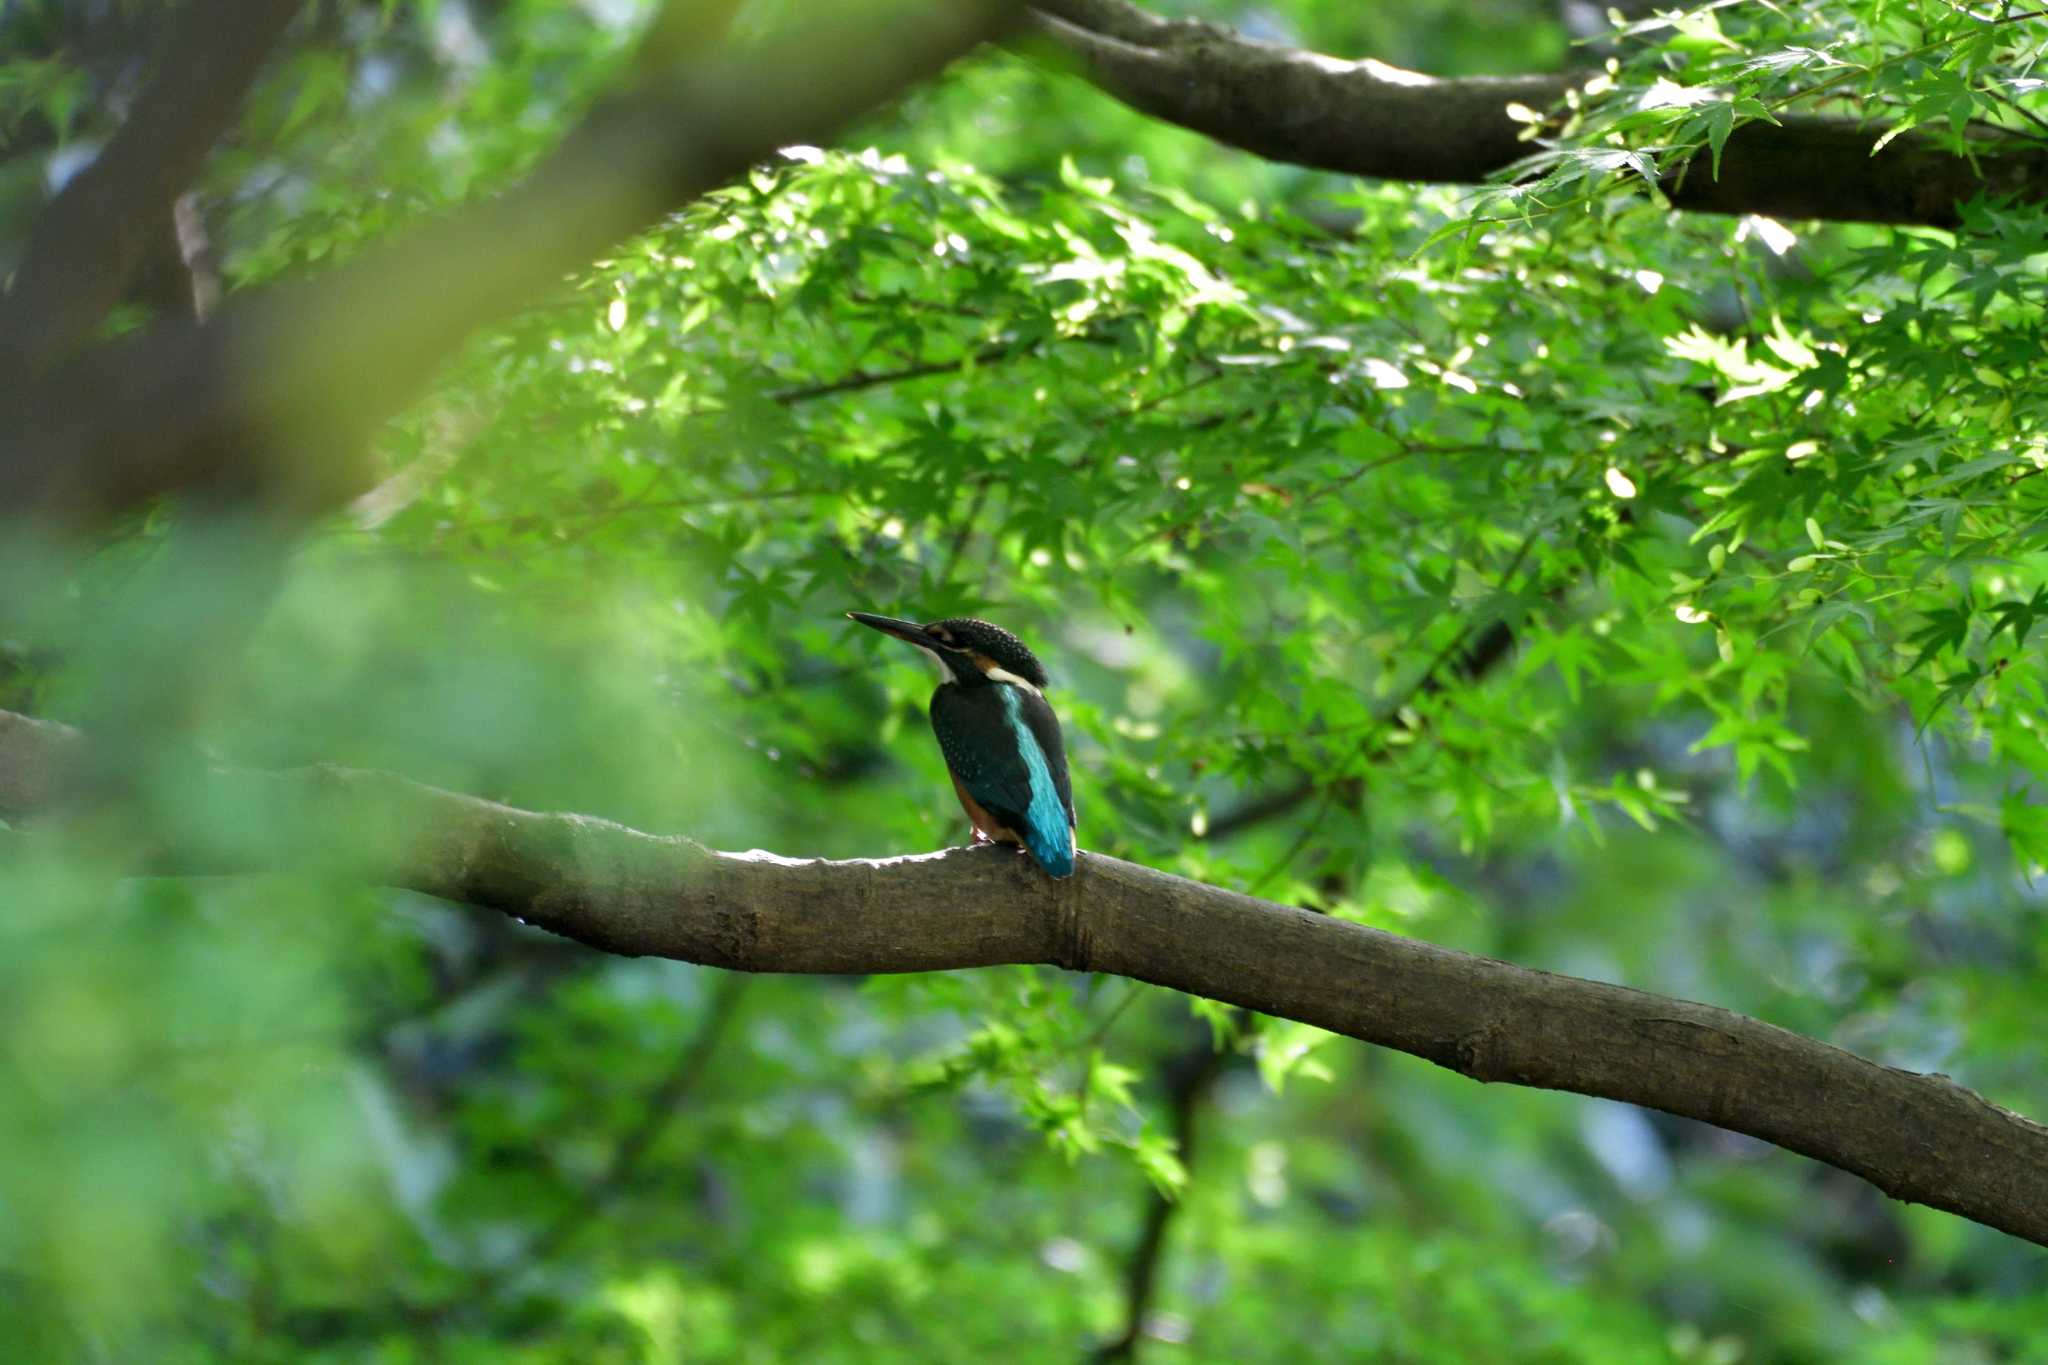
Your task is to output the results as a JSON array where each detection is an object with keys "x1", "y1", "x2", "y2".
[{"x1": 981, "y1": 663, "x2": 1043, "y2": 697}]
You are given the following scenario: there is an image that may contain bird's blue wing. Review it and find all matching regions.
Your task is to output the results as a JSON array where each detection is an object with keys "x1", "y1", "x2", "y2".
[
  {"x1": 999, "y1": 686, "x2": 1075, "y2": 876},
  {"x1": 930, "y1": 684, "x2": 1075, "y2": 877}
]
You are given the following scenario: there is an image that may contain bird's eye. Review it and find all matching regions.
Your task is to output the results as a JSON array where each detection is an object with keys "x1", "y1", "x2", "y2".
[{"x1": 929, "y1": 626, "x2": 952, "y2": 644}]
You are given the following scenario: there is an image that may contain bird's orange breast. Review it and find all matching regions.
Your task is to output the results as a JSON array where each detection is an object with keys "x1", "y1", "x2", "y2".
[{"x1": 950, "y1": 773, "x2": 1023, "y2": 846}]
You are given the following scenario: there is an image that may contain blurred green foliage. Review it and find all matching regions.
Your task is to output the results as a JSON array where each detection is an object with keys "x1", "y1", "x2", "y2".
[{"x1": 3, "y1": 0, "x2": 2047, "y2": 1359}]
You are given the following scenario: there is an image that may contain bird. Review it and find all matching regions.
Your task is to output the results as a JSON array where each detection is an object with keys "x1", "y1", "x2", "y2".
[{"x1": 847, "y1": 611, "x2": 1077, "y2": 877}]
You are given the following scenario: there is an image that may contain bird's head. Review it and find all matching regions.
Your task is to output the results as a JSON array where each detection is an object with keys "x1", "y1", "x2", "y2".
[{"x1": 847, "y1": 612, "x2": 1050, "y2": 691}]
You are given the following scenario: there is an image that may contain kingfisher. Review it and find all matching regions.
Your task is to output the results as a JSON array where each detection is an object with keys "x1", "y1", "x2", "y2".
[{"x1": 847, "y1": 611, "x2": 1077, "y2": 878}]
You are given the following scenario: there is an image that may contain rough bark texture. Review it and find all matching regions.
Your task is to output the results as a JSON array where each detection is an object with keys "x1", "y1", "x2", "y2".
[
  {"x1": 5, "y1": 706, "x2": 2045, "y2": 1249},
  {"x1": 1030, "y1": 0, "x2": 2048, "y2": 227}
]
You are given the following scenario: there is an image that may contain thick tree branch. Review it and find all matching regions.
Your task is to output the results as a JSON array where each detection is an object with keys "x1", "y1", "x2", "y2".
[
  {"x1": 1027, "y1": 0, "x2": 2048, "y2": 227},
  {"x1": 0, "y1": 2, "x2": 1016, "y2": 521},
  {"x1": 4, "y1": 706, "x2": 2046, "y2": 1248},
  {"x1": 0, "y1": 0, "x2": 301, "y2": 375}
]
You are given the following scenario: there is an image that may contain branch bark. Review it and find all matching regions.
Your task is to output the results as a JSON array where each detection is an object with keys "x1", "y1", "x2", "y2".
[
  {"x1": 0, "y1": 2, "x2": 1017, "y2": 520},
  {"x1": 4, "y1": 706, "x2": 2046, "y2": 1249},
  {"x1": 1027, "y1": 0, "x2": 2048, "y2": 227}
]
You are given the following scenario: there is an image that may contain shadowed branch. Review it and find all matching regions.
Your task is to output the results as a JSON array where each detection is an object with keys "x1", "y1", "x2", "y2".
[
  {"x1": 0, "y1": 1, "x2": 1018, "y2": 521},
  {"x1": 0, "y1": 0, "x2": 301, "y2": 375},
  {"x1": 1025, "y1": 0, "x2": 2048, "y2": 228}
]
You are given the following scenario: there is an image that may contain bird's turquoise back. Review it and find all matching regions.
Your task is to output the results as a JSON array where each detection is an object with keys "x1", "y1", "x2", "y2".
[
  {"x1": 929, "y1": 680, "x2": 1076, "y2": 878},
  {"x1": 999, "y1": 685, "x2": 1074, "y2": 876}
]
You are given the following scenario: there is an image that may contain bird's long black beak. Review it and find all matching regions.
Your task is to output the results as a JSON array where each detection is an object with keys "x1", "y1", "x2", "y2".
[{"x1": 847, "y1": 611, "x2": 929, "y2": 647}]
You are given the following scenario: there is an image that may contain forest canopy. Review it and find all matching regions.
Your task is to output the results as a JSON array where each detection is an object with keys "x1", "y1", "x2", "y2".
[{"x1": 2, "y1": 0, "x2": 2047, "y2": 1359}]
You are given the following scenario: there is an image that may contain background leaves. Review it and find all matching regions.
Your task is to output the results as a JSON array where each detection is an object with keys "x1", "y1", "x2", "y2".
[{"x1": 2, "y1": 0, "x2": 2046, "y2": 1358}]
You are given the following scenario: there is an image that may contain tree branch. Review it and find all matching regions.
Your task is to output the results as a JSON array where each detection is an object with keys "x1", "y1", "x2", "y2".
[
  {"x1": 763, "y1": 336, "x2": 1038, "y2": 404},
  {"x1": 0, "y1": 0, "x2": 301, "y2": 375},
  {"x1": 1025, "y1": 0, "x2": 2048, "y2": 227},
  {"x1": 0, "y1": 2, "x2": 1018, "y2": 521},
  {"x1": 4, "y1": 706, "x2": 2046, "y2": 1248},
  {"x1": 173, "y1": 193, "x2": 223, "y2": 324}
]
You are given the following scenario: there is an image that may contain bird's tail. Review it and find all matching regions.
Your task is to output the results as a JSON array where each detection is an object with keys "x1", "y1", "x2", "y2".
[{"x1": 1026, "y1": 825, "x2": 1075, "y2": 878}]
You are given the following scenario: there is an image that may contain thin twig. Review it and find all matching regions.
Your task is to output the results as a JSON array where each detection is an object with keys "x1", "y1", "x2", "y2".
[
  {"x1": 766, "y1": 337, "x2": 1039, "y2": 404},
  {"x1": 938, "y1": 476, "x2": 995, "y2": 585},
  {"x1": 413, "y1": 972, "x2": 754, "y2": 1330},
  {"x1": 517, "y1": 972, "x2": 751, "y2": 1270},
  {"x1": 1092, "y1": 1016, "x2": 1236, "y2": 1362},
  {"x1": 1202, "y1": 522, "x2": 1542, "y2": 839}
]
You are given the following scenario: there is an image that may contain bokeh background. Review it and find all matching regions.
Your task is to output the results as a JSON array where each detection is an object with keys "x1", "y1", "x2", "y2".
[{"x1": 3, "y1": 0, "x2": 2046, "y2": 1359}]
